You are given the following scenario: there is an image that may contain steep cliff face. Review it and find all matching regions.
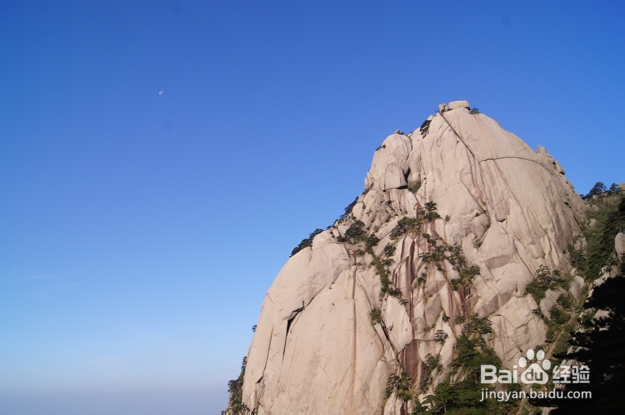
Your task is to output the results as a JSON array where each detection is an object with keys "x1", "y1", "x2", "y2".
[{"x1": 239, "y1": 101, "x2": 586, "y2": 413}]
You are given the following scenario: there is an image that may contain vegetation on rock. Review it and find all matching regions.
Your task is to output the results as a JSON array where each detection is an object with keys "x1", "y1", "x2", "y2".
[
  {"x1": 419, "y1": 119, "x2": 431, "y2": 137},
  {"x1": 547, "y1": 275, "x2": 625, "y2": 413},
  {"x1": 223, "y1": 357, "x2": 250, "y2": 415},
  {"x1": 419, "y1": 235, "x2": 480, "y2": 291},
  {"x1": 419, "y1": 354, "x2": 441, "y2": 391},
  {"x1": 340, "y1": 196, "x2": 359, "y2": 221},
  {"x1": 337, "y1": 220, "x2": 367, "y2": 244},
  {"x1": 383, "y1": 243, "x2": 396, "y2": 258},
  {"x1": 532, "y1": 184, "x2": 625, "y2": 413},
  {"x1": 408, "y1": 179, "x2": 422, "y2": 194},
  {"x1": 418, "y1": 315, "x2": 513, "y2": 414},
  {"x1": 570, "y1": 186, "x2": 625, "y2": 280},
  {"x1": 385, "y1": 371, "x2": 413, "y2": 402},
  {"x1": 370, "y1": 308, "x2": 382, "y2": 326},
  {"x1": 390, "y1": 216, "x2": 420, "y2": 240},
  {"x1": 290, "y1": 228, "x2": 324, "y2": 257},
  {"x1": 524, "y1": 265, "x2": 567, "y2": 303}
]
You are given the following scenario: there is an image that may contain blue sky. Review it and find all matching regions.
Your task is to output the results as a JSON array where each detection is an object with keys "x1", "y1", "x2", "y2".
[{"x1": 1, "y1": 1, "x2": 623, "y2": 413}]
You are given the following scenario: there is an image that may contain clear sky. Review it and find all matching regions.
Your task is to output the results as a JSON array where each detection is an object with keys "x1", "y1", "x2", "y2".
[{"x1": 1, "y1": 1, "x2": 623, "y2": 414}]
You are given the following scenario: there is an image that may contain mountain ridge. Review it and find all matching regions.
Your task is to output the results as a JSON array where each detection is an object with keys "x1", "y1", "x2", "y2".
[{"x1": 227, "y1": 100, "x2": 590, "y2": 414}]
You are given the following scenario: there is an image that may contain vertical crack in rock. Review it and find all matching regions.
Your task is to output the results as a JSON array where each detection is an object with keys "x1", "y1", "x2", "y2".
[
  {"x1": 257, "y1": 326, "x2": 273, "y2": 383},
  {"x1": 283, "y1": 303, "x2": 304, "y2": 358},
  {"x1": 349, "y1": 265, "x2": 358, "y2": 414}
]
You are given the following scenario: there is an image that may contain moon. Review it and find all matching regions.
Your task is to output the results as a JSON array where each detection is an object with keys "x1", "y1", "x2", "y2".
[{"x1": 159, "y1": 90, "x2": 164, "y2": 96}]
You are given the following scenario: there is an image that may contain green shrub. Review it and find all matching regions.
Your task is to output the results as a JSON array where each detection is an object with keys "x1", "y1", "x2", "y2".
[
  {"x1": 371, "y1": 254, "x2": 398, "y2": 300},
  {"x1": 420, "y1": 243, "x2": 448, "y2": 268},
  {"x1": 557, "y1": 293, "x2": 572, "y2": 310},
  {"x1": 525, "y1": 265, "x2": 561, "y2": 303},
  {"x1": 567, "y1": 241, "x2": 587, "y2": 272},
  {"x1": 525, "y1": 281, "x2": 547, "y2": 303},
  {"x1": 339, "y1": 196, "x2": 359, "y2": 221},
  {"x1": 385, "y1": 372, "x2": 413, "y2": 402},
  {"x1": 552, "y1": 323, "x2": 572, "y2": 358},
  {"x1": 434, "y1": 330, "x2": 449, "y2": 343},
  {"x1": 225, "y1": 357, "x2": 249, "y2": 414},
  {"x1": 583, "y1": 181, "x2": 607, "y2": 201},
  {"x1": 425, "y1": 314, "x2": 507, "y2": 414},
  {"x1": 389, "y1": 202, "x2": 442, "y2": 241},
  {"x1": 390, "y1": 216, "x2": 420, "y2": 240},
  {"x1": 419, "y1": 119, "x2": 431, "y2": 137},
  {"x1": 370, "y1": 308, "x2": 382, "y2": 325},
  {"x1": 366, "y1": 234, "x2": 380, "y2": 248},
  {"x1": 420, "y1": 354, "x2": 440, "y2": 391},
  {"x1": 572, "y1": 185, "x2": 625, "y2": 283},
  {"x1": 290, "y1": 228, "x2": 324, "y2": 257},
  {"x1": 408, "y1": 179, "x2": 422, "y2": 193},
  {"x1": 454, "y1": 265, "x2": 480, "y2": 290},
  {"x1": 580, "y1": 311, "x2": 594, "y2": 328},
  {"x1": 584, "y1": 195, "x2": 625, "y2": 280},
  {"x1": 336, "y1": 220, "x2": 366, "y2": 244},
  {"x1": 550, "y1": 306, "x2": 569, "y2": 325},
  {"x1": 424, "y1": 201, "x2": 441, "y2": 221},
  {"x1": 383, "y1": 244, "x2": 396, "y2": 257},
  {"x1": 464, "y1": 314, "x2": 493, "y2": 337}
]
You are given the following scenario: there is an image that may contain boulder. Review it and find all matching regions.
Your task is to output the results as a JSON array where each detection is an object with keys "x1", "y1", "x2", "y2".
[{"x1": 448, "y1": 100, "x2": 470, "y2": 110}]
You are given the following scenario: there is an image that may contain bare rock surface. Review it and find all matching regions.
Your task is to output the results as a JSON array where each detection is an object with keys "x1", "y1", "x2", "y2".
[
  {"x1": 239, "y1": 101, "x2": 585, "y2": 413},
  {"x1": 616, "y1": 232, "x2": 624, "y2": 259},
  {"x1": 569, "y1": 275, "x2": 585, "y2": 300}
]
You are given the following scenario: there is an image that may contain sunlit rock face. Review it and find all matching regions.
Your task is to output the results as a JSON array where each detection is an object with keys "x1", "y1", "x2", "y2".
[{"x1": 239, "y1": 101, "x2": 585, "y2": 414}]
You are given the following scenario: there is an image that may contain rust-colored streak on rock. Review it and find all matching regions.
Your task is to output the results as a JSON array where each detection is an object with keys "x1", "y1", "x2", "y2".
[
  {"x1": 459, "y1": 286, "x2": 471, "y2": 318},
  {"x1": 399, "y1": 340, "x2": 422, "y2": 388}
]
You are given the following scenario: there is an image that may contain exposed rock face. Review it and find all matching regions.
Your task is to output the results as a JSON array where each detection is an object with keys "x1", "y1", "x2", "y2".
[
  {"x1": 616, "y1": 232, "x2": 624, "y2": 259},
  {"x1": 240, "y1": 101, "x2": 585, "y2": 413}
]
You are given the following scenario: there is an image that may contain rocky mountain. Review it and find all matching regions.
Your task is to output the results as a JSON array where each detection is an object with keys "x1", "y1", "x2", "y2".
[{"x1": 227, "y1": 101, "x2": 594, "y2": 414}]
